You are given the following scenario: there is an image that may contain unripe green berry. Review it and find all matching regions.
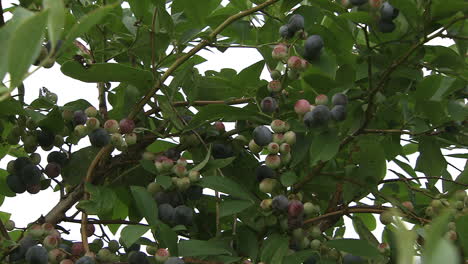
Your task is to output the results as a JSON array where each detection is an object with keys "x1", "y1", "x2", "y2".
[
  {"x1": 5, "y1": 220, "x2": 15, "y2": 231},
  {"x1": 260, "y1": 199, "x2": 273, "y2": 210},
  {"x1": 146, "y1": 245, "x2": 157, "y2": 255},
  {"x1": 175, "y1": 177, "x2": 191, "y2": 191},
  {"x1": 86, "y1": 117, "x2": 100, "y2": 131},
  {"x1": 284, "y1": 131, "x2": 296, "y2": 145},
  {"x1": 309, "y1": 225, "x2": 321, "y2": 239},
  {"x1": 455, "y1": 190, "x2": 466, "y2": 201},
  {"x1": 380, "y1": 210, "x2": 393, "y2": 225},
  {"x1": 310, "y1": 239, "x2": 321, "y2": 250},
  {"x1": 279, "y1": 143, "x2": 290, "y2": 154},
  {"x1": 125, "y1": 133, "x2": 137, "y2": 145},
  {"x1": 280, "y1": 153, "x2": 292, "y2": 165},
  {"x1": 265, "y1": 154, "x2": 281, "y2": 169},
  {"x1": 142, "y1": 152, "x2": 156, "y2": 161},
  {"x1": 249, "y1": 139, "x2": 262, "y2": 153},
  {"x1": 74, "y1": 124, "x2": 87, "y2": 137},
  {"x1": 29, "y1": 153, "x2": 41, "y2": 165},
  {"x1": 259, "y1": 178, "x2": 277, "y2": 193},
  {"x1": 273, "y1": 133, "x2": 285, "y2": 144},
  {"x1": 188, "y1": 170, "x2": 201, "y2": 182},
  {"x1": 62, "y1": 110, "x2": 73, "y2": 121},
  {"x1": 53, "y1": 135, "x2": 64, "y2": 147},
  {"x1": 108, "y1": 240, "x2": 119, "y2": 253},
  {"x1": 103, "y1": 119, "x2": 119, "y2": 133},
  {"x1": 110, "y1": 133, "x2": 124, "y2": 148},
  {"x1": 147, "y1": 182, "x2": 162, "y2": 195},
  {"x1": 425, "y1": 206, "x2": 434, "y2": 217},
  {"x1": 172, "y1": 164, "x2": 187, "y2": 177},
  {"x1": 270, "y1": 119, "x2": 288, "y2": 133},
  {"x1": 85, "y1": 106, "x2": 98, "y2": 117},
  {"x1": 270, "y1": 70, "x2": 282, "y2": 80}
]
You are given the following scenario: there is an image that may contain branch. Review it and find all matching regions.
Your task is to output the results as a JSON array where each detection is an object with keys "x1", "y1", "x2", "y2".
[
  {"x1": 150, "y1": 7, "x2": 158, "y2": 72},
  {"x1": 42, "y1": 184, "x2": 85, "y2": 225},
  {"x1": 380, "y1": 176, "x2": 468, "y2": 187},
  {"x1": 127, "y1": 0, "x2": 279, "y2": 120},
  {"x1": 62, "y1": 218, "x2": 149, "y2": 227},
  {"x1": 362, "y1": 128, "x2": 443, "y2": 136},
  {"x1": 145, "y1": 98, "x2": 253, "y2": 116},
  {"x1": 304, "y1": 206, "x2": 430, "y2": 225}
]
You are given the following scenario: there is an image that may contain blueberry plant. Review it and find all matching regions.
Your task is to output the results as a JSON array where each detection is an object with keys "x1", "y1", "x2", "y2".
[{"x1": 0, "y1": 0, "x2": 467, "y2": 264}]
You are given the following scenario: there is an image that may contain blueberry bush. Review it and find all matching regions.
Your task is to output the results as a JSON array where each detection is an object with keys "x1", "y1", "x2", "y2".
[{"x1": 0, "y1": 0, "x2": 467, "y2": 263}]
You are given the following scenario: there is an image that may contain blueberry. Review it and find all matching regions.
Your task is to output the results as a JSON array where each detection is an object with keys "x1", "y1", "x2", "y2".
[
  {"x1": 19, "y1": 164, "x2": 42, "y2": 186},
  {"x1": 6, "y1": 174, "x2": 26, "y2": 193},
  {"x1": 158, "y1": 204, "x2": 175, "y2": 225},
  {"x1": 37, "y1": 129, "x2": 55, "y2": 148},
  {"x1": 350, "y1": 0, "x2": 367, "y2": 5},
  {"x1": 304, "y1": 105, "x2": 331, "y2": 127},
  {"x1": 287, "y1": 14, "x2": 305, "y2": 33},
  {"x1": 378, "y1": 20, "x2": 396, "y2": 33},
  {"x1": 128, "y1": 251, "x2": 149, "y2": 264},
  {"x1": 304, "y1": 35, "x2": 324, "y2": 60},
  {"x1": 253, "y1": 126, "x2": 273, "y2": 147},
  {"x1": 75, "y1": 256, "x2": 96, "y2": 264},
  {"x1": 212, "y1": 143, "x2": 233, "y2": 159},
  {"x1": 256, "y1": 165, "x2": 276, "y2": 182},
  {"x1": 380, "y1": 2, "x2": 399, "y2": 21},
  {"x1": 272, "y1": 195, "x2": 289, "y2": 211},
  {"x1": 89, "y1": 128, "x2": 110, "y2": 148},
  {"x1": 331, "y1": 105, "x2": 346, "y2": 121},
  {"x1": 47, "y1": 151, "x2": 68, "y2": 167},
  {"x1": 332, "y1": 93, "x2": 348, "y2": 106},
  {"x1": 25, "y1": 245, "x2": 48, "y2": 264},
  {"x1": 260, "y1": 97, "x2": 278, "y2": 113},
  {"x1": 174, "y1": 205, "x2": 194, "y2": 226},
  {"x1": 279, "y1": 24, "x2": 295, "y2": 39}
]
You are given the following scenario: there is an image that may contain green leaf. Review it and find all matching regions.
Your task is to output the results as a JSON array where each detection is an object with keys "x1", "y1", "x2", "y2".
[
  {"x1": 62, "y1": 4, "x2": 117, "y2": 53},
  {"x1": 43, "y1": 0, "x2": 65, "y2": 48},
  {"x1": 186, "y1": 105, "x2": 270, "y2": 131},
  {"x1": 146, "y1": 140, "x2": 178, "y2": 153},
  {"x1": 415, "y1": 137, "x2": 447, "y2": 178},
  {"x1": 200, "y1": 176, "x2": 256, "y2": 201},
  {"x1": 352, "y1": 216, "x2": 379, "y2": 246},
  {"x1": 60, "y1": 61, "x2": 153, "y2": 89},
  {"x1": 219, "y1": 200, "x2": 253, "y2": 217},
  {"x1": 38, "y1": 107, "x2": 64, "y2": 134},
  {"x1": 260, "y1": 234, "x2": 289, "y2": 264},
  {"x1": 77, "y1": 183, "x2": 117, "y2": 215},
  {"x1": 178, "y1": 239, "x2": 231, "y2": 257},
  {"x1": 191, "y1": 146, "x2": 212, "y2": 172},
  {"x1": 236, "y1": 226, "x2": 258, "y2": 261},
  {"x1": 309, "y1": 129, "x2": 340, "y2": 166},
  {"x1": 154, "y1": 221, "x2": 178, "y2": 255},
  {"x1": 291, "y1": 133, "x2": 313, "y2": 167},
  {"x1": 8, "y1": 11, "x2": 48, "y2": 88},
  {"x1": 325, "y1": 239, "x2": 381, "y2": 258},
  {"x1": 0, "y1": 99, "x2": 25, "y2": 116},
  {"x1": 280, "y1": 171, "x2": 298, "y2": 187},
  {"x1": 0, "y1": 170, "x2": 15, "y2": 197},
  {"x1": 455, "y1": 215, "x2": 468, "y2": 256},
  {"x1": 393, "y1": 159, "x2": 419, "y2": 182},
  {"x1": 339, "y1": 11, "x2": 372, "y2": 24},
  {"x1": 202, "y1": 157, "x2": 236, "y2": 172},
  {"x1": 130, "y1": 186, "x2": 158, "y2": 227},
  {"x1": 62, "y1": 147, "x2": 100, "y2": 185},
  {"x1": 120, "y1": 225, "x2": 151, "y2": 248}
]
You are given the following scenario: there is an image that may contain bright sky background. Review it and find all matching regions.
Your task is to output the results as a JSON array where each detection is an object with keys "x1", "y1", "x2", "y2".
[{"x1": 0, "y1": 1, "x2": 464, "y2": 262}]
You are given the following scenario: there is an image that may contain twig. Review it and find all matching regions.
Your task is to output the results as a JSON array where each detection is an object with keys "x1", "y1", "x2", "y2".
[
  {"x1": 62, "y1": 218, "x2": 149, "y2": 227},
  {"x1": 150, "y1": 7, "x2": 158, "y2": 72},
  {"x1": 81, "y1": 212, "x2": 90, "y2": 253},
  {"x1": 362, "y1": 25, "x2": 373, "y2": 91},
  {"x1": 97, "y1": 83, "x2": 108, "y2": 120},
  {"x1": 128, "y1": 0, "x2": 280, "y2": 120},
  {"x1": 380, "y1": 176, "x2": 468, "y2": 186},
  {"x1": 145, "y1": 98, "x2": 253, "y2": 116}
]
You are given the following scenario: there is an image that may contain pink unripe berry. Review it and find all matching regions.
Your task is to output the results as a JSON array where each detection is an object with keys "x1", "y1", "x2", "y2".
[
  {"x1": 272, "y1": 44, "x2": 288, "y2": 61},
  {"x1": 49, "y1": 248, "x2": 67, "y2": 263},
  {"x1": 155, "y1": 248, "x2": 170, "y2": 262},
  {"x1": 279, "y1": 143, "x2": 291, "y2": 154},
  {"x1": 119, "y1": 118, "x2": 135, "y2": 134},
  {"x1": 270, "y1": 119, "x2": 288, "y2": 133},
  {"x1": 174, "y1": 177, "x2": 191, "y2": 191},
  {"x1": 86, "y1": 117, "x2": 100, "y2": 130},
  {"x1": 43, "y1": 235, "x2": 60, "y2": 250},
  {"x1": 267, "y1": 142, "x2": 280, "y2": 154},
  {"x1": 288, "y1": 200, "x2": 304, "y2": 217},
  {"x1": 294, "y1": 99, "x2": 311, "y2": 115},
  {"x1": 71, "y1": 242, "x2": 84, "y2": 256},
  {"x1": 214, "y1": 122, "x2": 225, "y2": 132},
  {"x1": 104, "y1": 120, "x2": 119, "y2": 133},
  {"x1": 273, "y1": 133, "x2": 285, "y2": 144},
  {"x1": 176, "y1": 158, "x2": 187, "y2": 166},
  {"x1": 378, "y1": 242, "x2": 389, "y2": 253},
  {"x1": 287, "y1": 56, "x2": 308, "y2": 71},
  {"x1": 402, "y1": 201, "x2": 414, "y2": 211},
  {"x1": 265, "y1": 154, "x2": 282, "y2": 169},
  {"x1": 267, "y1": 80, "x2": 282, "y2": 93},
  {"x1": 315, "y1": 94, "x2": 329, "y2": 105}
]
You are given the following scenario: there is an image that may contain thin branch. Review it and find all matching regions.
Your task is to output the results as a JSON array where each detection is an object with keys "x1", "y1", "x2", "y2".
[
  {"x1": 362, "y1": 25, "x2": 373, "y2": 91},
  {"x1": 128, "y1": 0, "x2": 280, "y2": 120},
  {"x1": 98, "y1": 82, "x2": 108, "y2": 120},
  {"x1": 81, "y1": 212, "x2": 90, "y2": 253},
  {"x1": 62, "y1": 218, "x2": 149, "y2": 227},
  {"x1": 380, "y1": 176, "x2": 468, "y2": 187},
  {"x1": 304, "y1": 206, "x2": 430, "y2": 225},
  {"x1": 150, "y1": 7, "x2": 158, "y2": 72},
  {"x1": 145, "y1": 98, "x2": 253, "y2": 115}
]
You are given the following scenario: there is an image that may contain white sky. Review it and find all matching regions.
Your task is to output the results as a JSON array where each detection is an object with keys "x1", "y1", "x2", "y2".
[{"x1": 0, "y1": 1, "x2": 464, "y2": 261}]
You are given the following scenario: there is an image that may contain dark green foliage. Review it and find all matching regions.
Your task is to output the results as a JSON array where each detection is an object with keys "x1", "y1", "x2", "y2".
[
  {"x1": 378, "y1": 20, "x2": 396, "y2": 33},
  {"x1": 253, "y1": 126, "x2": 273, "y2": 146},
  {"x1": 212, "y1": 143, "x2": 233, "y2": 159},
  {"x1": 164, "y1": 257, "x2": 185, "y2": 264},
  {"x1": 350, "y1": 0, "x2": 367, "y2": 6},
  {"x1": 89, "y1": 128, "x2": 110, "y2": 147}
]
